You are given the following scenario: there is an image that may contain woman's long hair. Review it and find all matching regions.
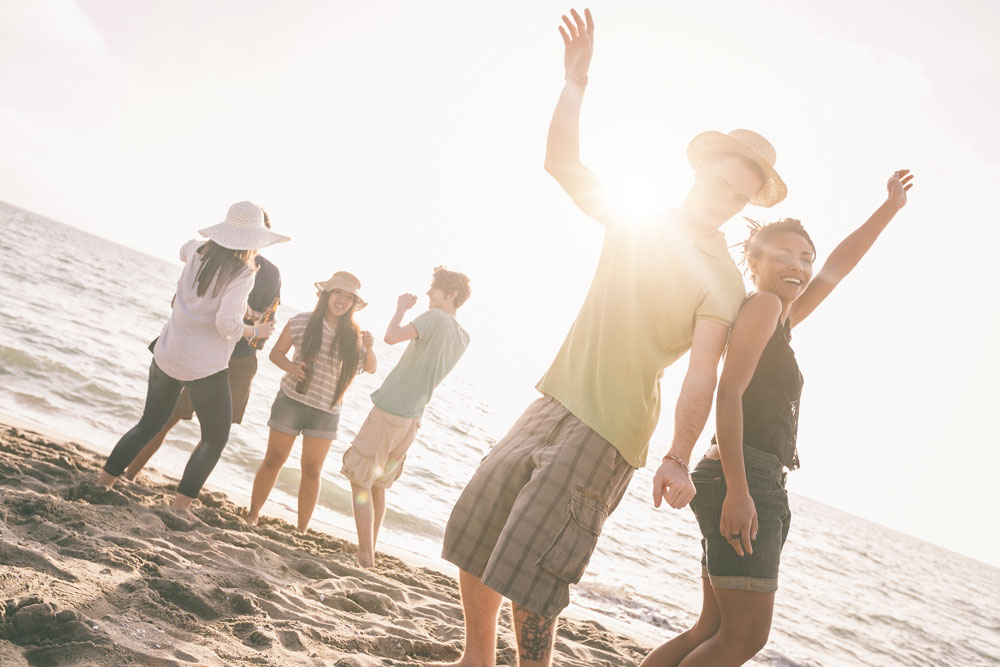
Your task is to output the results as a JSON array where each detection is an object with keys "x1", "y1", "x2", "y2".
[
  {"x1": 300, "y1": 290, "x2": 361, "y2": 407},
  {"x1": 194, "y1": 241, "x2": 257, "y2": 297}
]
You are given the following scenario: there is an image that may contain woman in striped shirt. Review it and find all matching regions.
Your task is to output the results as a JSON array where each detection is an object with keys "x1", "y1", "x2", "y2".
[{"x1": 246, "y1": 271, "x2": 376, "y2": 532}]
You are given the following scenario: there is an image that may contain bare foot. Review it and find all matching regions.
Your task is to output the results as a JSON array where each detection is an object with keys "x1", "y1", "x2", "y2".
[
  {"x1": 171, "y1": 493, "x2": 195, "y2": 512},
  {"x1": 244, "y1": 511, "x2": 259, "y2": 526},
  {"x1": 356, "y1": 554, "x2": 375, "y2": 569},
  {"x1": 421, "y1": 659, "x2": 489, "y2": 667},
  {"x1": 95, "y1": 470, "x2": 118, "y2": 489}
]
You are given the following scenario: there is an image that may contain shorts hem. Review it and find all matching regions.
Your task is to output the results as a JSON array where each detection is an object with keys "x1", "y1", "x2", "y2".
[
  {"x1": 440, "y1": 548, "x2": 486, "y2": 580},
  {"x1": 481, "y1": 570, "x2": 564, "y2": 618},
  {"x1": 707, "y1": 573, "x2": 778, "y2": 593},
  {"x1": 302, "y1": 429, "x2": 337, "y2": 440},
  {"x1": 267, "y1": 420, "x2": 301, "y2": 437},
  {"x1": 340, "y1": 464, "x2": 370, "y2": 489}
]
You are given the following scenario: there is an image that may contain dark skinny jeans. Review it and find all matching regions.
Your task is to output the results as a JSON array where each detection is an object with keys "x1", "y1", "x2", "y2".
[{"x1": 103, "y1": 359, "x2": 232, "y2": 498}]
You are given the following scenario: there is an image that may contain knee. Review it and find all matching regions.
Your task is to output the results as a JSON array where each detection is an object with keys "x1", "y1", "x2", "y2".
[
  {"x1": 688, "y1": 615, "x2": 720, "y2": 643},
  {"x1": 726, "y1": 622, "x2": 770, "y2": 657},
  {"x1": 262, "y1": 450, "x2": 289, "y2": 469},
  {"x1": 300, "y1": 462, "x2": 324, "y2": 480}
]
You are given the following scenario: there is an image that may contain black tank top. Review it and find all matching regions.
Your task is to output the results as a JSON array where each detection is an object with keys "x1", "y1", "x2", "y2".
[{"x1": 740, "y1": 315, "x2": 803, "y2": 470}]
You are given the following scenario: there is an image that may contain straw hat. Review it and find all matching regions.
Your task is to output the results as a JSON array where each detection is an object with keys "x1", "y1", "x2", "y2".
[
  {"x1": 315, "y1": 271, "x2": 367, "y2": 310},
  {"x1": 687, "y1": 129, "x2": 787, "y2": 207},
  {"x1": 198, "y1": 201, "x2": 290, "y2": 250}
]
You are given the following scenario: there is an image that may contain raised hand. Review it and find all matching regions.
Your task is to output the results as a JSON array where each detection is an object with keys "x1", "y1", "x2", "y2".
[
  {"x1": 559, "y1": 8, "x2": 594, "y2": 82},
  {"x1": 396, "y1": 293, "x2": 418, "y2": 311},
  {"x1": 887, "y1": 169, "x2": 914, "y2": 208},
  {"x1": 361, "y1": 330, "x2": 375, "y2": 349}
]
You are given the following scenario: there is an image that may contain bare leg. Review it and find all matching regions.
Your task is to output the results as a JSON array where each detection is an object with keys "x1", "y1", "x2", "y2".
[
  {"x1": 123, "y1": 414, "x2": 183, "y2": 480},
  {"x1": 640, "y1": 577, "x2": 721, "y2": 666},
  {"x1": 350, "y1": 481, "x2": 376, "y2": 567},
  {"x1": 677, "y1": 587, "x2": 774, "y2": 667},
  {"x1": 246, "y1": 429, "x2": 297, "y2": 525},
  {"x1": 371, "y1": 485, "x2": 387, "y2": 550},
  {"x1": 422, "y1": 568, "x2": 503, "y2": 667},
  {"x1": 512, "y1": 603, "x2": 557, "y2": 667},
  {"x1": 296, "y1": 436, "x2": 333, "y2": 532}
]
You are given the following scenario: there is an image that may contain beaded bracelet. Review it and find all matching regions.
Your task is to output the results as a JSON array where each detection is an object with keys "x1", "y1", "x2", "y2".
[
  {"x1": 564, "y1": 72, "x2": 589, "y2": 87},
  {"x1": 662, "y1": 454, "x2": 690, "y2": 474}
]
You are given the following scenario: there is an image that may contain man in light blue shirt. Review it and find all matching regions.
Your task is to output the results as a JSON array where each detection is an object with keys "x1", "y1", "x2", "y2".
[{"x1": 342, "y1": 266, "x2": 471, "y2": 567}]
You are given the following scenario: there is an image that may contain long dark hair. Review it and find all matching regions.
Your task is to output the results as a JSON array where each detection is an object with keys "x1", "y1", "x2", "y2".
[
  {"x1": 194, "y1": 241, "x2": 257, "y2": 297},
  {"x1": 300, "y1": 290, "x2": 361, "y2": 407}
]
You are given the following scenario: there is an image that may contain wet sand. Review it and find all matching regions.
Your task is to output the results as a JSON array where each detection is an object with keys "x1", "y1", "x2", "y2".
[{"x1": 0, "y1": 422, "x2": 648, "y2": 666}]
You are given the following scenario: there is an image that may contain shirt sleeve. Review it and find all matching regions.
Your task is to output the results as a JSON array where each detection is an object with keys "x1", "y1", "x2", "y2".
[
  {"x1": 694, "y1": 272, "x2": 746, "y2": 327},
  {"x1": 215, "y1": 269, "x2": 255, "y2": 341},
  {"x1": 411, "y1": 310, "x2": 442, "y2": 340},
  {"x1": 179, "y1": 239, "x2": 202, "y2": 264}
]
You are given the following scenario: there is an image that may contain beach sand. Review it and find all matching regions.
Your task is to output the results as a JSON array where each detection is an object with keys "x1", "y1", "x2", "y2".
[{"x1": 0, "y1": 423, "x2": 648, "y2": 666}]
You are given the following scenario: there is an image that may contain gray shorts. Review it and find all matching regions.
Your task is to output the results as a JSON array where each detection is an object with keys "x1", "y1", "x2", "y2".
[
  {"x1": 267, "y1": 390, "x2": 340, "y2": 440},
  {"x1": 441, "y1": 396, "x2": 634, "y2": 618}
]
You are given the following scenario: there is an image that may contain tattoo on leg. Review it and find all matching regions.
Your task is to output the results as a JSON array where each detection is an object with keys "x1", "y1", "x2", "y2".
[{"x1": 518, "y1": 609, "x2": 556, "y2": 662}]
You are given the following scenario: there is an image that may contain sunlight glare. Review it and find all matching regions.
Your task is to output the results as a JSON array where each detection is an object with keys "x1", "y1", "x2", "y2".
[{"x1": 606, "y1": 167, "x2": 670, "y2": 222}]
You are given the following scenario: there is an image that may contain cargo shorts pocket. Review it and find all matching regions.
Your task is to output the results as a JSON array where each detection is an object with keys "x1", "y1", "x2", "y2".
[{"x1": 536, "y1": 487, "x2": 609, "y2": 584}]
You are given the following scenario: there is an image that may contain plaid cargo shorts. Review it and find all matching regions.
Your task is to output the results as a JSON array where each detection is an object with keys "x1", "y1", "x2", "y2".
[{"x1": 441, "y1": 396, "x2": 634, "y2": 617}]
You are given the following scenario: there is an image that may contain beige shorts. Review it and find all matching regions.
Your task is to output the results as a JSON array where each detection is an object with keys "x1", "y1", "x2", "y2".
[{"x1": 341, "y1": 405, "x2": 420, "y2": 489}]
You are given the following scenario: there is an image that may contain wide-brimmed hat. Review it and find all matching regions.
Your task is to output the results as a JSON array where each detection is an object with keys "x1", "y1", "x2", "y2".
[
  {"x1": 315, "y1": 271, "x2": 367, "y2": 310},
  {"x1": 687, "y1": 129, "x2": 787, "y2": 207},
  {"x1": 199, "y1": 201, "x2": 290, "y2": 250}
]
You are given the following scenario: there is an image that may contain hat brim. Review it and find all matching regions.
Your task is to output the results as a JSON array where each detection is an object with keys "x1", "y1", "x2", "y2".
[
  {"x1": 199, "y1": 222, "x2": 291, "y2": 251},
  {"x1": 314, "y1": 282, "x2": 367, "y2": 310},
  {"x1": 687, "y1": 132, "x2": 787, "y2": 207}
]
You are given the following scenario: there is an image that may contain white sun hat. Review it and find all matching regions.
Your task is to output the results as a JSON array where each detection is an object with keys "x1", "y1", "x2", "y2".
[
  {"x1": 687, "y1": 129, "x2": 787, "y2": 207},
  {"x1": 198, "y1": 201, "x2": 290, "y2": 250}
]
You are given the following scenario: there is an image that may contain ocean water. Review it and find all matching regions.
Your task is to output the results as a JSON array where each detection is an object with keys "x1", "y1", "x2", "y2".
[{"x1": 1, "y1": 202, "x2": 997, "y2": 666}]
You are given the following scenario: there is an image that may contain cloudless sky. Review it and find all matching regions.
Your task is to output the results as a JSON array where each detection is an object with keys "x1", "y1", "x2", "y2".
[{"x1": 2, "y1": 0, "x2": 998, "y2": 566}]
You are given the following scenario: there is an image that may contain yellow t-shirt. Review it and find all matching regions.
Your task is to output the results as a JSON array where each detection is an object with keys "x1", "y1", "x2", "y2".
[{"x1": 536, "y1": 212, "x2": 746, "y2": 468}]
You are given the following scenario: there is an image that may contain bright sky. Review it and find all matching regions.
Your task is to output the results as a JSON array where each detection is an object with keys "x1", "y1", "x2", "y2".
[{"x1": 2, "y1": 0, "x2": 998, "y2": 566}]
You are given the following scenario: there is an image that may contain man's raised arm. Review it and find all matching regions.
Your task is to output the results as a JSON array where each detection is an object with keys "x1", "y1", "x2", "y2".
[{"x1": 544, "y1": 8, "x2": 613, "y2": 225}]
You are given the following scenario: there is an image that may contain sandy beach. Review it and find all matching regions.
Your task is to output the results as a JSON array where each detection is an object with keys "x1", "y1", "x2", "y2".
[{"x1": 0, "y1": 422, "x2": 647, "y2": 666}]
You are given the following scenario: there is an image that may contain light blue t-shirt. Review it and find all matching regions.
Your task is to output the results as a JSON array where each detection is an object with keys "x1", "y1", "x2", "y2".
[{"x1": 371, "y1": 309, "x2": 470, "y2": 419}]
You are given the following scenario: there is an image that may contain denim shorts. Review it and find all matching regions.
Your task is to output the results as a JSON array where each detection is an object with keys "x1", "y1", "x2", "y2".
[
  {"x1": 689, "y1": 446, "x2": 791, "y2": 593},
  {"x1": 268, "y1": 389, "x2": 340, "y2": 439}
]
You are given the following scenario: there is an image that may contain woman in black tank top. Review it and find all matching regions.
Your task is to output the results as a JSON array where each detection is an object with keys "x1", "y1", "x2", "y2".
[{"x1": 642, "y1": 170, "x2": 914, "y2": 667}]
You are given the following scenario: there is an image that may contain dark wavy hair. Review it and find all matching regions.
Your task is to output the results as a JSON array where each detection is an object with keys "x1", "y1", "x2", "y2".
[
  {"x1": 300, "y1": 290, "x2": 361, "y2": 407},
  {"x1": 739, "y1": 218, "x2": 816, "y2": 284},
  {"x1": 193, "y1": 241, "x2": 257, "y2": 297}
]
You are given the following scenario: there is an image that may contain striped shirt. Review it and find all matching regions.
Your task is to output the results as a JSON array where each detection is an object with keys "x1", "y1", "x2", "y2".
[{"x1": 280, "y1": 312, "x2": 364, "y2": 414}]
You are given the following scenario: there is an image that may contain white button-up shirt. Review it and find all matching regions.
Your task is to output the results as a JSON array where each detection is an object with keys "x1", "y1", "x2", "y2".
[{"x1": 153, "y1": 240, "x2": 255, "y2": 381}]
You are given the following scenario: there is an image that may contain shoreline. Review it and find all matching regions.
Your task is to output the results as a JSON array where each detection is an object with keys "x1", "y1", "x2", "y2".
[{"x1": 0, "y1": 418, "x2": 650, "y2": 666}]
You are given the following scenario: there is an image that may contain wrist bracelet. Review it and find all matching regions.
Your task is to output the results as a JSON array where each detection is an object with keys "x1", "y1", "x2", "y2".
[
  {"x1": 252, "y1": 324, "x2": 259, "y2": 338},
  {"x1": 662, "y1": 454, "x2": 690, "y2": 474},
  {"x1": 564, "y1": 72, "x2": 588, "y2": 87}
]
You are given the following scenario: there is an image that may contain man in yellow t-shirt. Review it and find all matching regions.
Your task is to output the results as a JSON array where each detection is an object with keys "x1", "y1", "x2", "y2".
[{"x1": 435, "y1": 10, "x2": 788, "y2": 667}]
